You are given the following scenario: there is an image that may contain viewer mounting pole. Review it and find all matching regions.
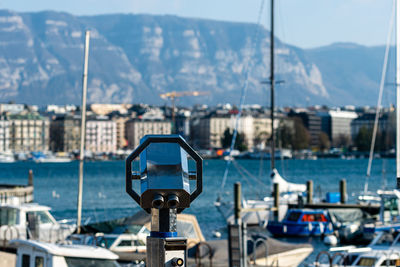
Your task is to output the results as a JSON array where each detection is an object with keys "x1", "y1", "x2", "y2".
[
  {"x1": 397, "y1": 0, "x2": 400, "y2": 188},
  {"x1": 77, "y1": 30, "x2": 90, "y2": 233},
  {"x1": 270, "y1": 0, "x2": 275, "y2": 170}
]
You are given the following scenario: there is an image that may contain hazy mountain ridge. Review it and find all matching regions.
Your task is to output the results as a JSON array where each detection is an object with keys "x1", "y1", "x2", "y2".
[{"x1": 0, "y1": 10, "x2": 387, "y2": 106}]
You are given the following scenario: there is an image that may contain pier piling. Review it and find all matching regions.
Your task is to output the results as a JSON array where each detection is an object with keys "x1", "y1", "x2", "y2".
[
  {"x1": 273, "y1": 183, "x2": 279, "y2": 221},
  {"x1": 340, "y1": 179, "x2": 347, "y2": 204},
  {"x1": 307, "y1": 180, "x2": 313, "y2": 204},
  {"x1": 28, "y1": 170, "x2": 33, "y2": 186},
  {"x1": 234, "y1": 182, "x2": 241, "y2": 223}
]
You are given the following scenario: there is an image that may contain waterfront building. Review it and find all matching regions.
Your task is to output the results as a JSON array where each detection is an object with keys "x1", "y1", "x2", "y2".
[
  {"x1": 112, "y1": 116, "x2": 129, "y2": 150},
  {"x1": 317, "y1": 110, "x2": 358, "y2": 146},
  {"x1": 90, "y1": 104, "x2": 132, "y2": 116},
  {"x1": 0, "y1": 103, "x2": 25, "y2": 114},
  {"x1": 85, "y1": 117, "x2": 117, "y2": 153},
  {"x1": 8, "y1": 113, "x2": 50, "y2": 152},
  {"x1": 289, "y1": 110, "x2": 322, "y2": 148},
  {"x1": 328, "y1": 110, "x2": 358, "y2": 146},
  {"x1": 50, "y1": 115, "x2": 81, "y2": 152},
  {"x1": 126, "y1": 119, "x2": 172, "y2": 149},
  {"x1": 0, "y1": 117, "x2": 9, "y2": 152},
  {"x1": 45, "y1": 105, "x2": 77, "y2": 115},
  {"x1": 351, "y1": 112, "x2": 392, "y2": 140},
  {"x1": 191, "y1": 110, "x2": 272, "y2": 150}
]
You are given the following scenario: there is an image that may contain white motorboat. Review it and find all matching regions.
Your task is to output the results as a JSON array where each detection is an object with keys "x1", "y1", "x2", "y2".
[
  {"x1": 1, "y1": 239, "x2": 120, "y2": 267},
  {"x1": 312, "y1": 231, "x2": 400, "y2": 266},
  {"x1": 0, "y1": 152, "x2": 15, "y2": 163},
  {"x1": 0, "y1": 203, "x2": 76, "y2": 245}
]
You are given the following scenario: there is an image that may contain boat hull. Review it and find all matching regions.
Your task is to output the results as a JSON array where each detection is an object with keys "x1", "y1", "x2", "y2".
[{"x1": 267, "y1": 221, "x2": 334, "y2": 237}]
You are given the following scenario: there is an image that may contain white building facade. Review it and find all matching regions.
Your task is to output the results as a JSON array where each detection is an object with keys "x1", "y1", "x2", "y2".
[
  {"x1": 85, "y1": 119, "x2": 117, "y2": 153},
  {"x1": 126, "y1": 119, "x2": 172, "y2": 149}
]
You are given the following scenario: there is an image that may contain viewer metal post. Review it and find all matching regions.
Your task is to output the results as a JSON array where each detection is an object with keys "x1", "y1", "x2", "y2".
[{"x1": 126, "y1": 135, "x2": 203, "y2": 267}]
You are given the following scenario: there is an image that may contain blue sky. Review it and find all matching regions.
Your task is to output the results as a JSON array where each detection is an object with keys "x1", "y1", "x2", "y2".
[{"x1": 1, "y1": 0, "x2": 394, "y2": 48}]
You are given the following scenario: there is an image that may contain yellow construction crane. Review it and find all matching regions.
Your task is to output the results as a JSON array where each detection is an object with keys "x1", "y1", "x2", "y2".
[{"x1": 160, "y1": 90, "x2": 209, "y2": 133}]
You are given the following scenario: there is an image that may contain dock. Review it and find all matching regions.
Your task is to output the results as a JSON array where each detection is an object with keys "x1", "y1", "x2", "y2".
[
  {"x1": 289, "y1": 203, "x2": 381, "y2": 215},
  {"x1": 0, "y1": 170, "x2": 34, "y2": 205}
]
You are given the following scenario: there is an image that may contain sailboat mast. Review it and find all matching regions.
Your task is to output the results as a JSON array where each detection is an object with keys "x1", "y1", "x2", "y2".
[
  {"x1": 270, "y1": 0, "x2": 275, "y2": 170},
  {"x1": 397, "y1": 0, "x2": 400, "y2": 188},
  {"x1": 77, "y1": 30, "x2": 90, "y2": 233}
]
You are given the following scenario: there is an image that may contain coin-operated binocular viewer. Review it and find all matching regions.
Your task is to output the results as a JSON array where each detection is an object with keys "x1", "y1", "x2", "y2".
[{"x1": 126, "y1": 135, "x2": 203, "y2": 267}]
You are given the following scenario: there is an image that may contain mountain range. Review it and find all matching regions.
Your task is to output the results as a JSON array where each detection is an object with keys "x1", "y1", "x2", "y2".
[{"x1": 0, "y1": 9, "x2": 391, "y2": 107}]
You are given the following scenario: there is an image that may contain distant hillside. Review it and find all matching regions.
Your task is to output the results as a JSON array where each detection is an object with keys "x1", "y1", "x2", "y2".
[
  {"x1": 0, "y1": 10, "x2": 388, "y2": 106},
  {"x1": 305, "y1": 43, "x2": 390, "y2": 106}
]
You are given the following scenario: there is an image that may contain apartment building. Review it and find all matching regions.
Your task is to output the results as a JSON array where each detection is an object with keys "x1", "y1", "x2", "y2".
[
  {"x1": 191, "y1": 111, "x2": 272, "y2": 150},
  {"x1": 0, "y1": 118, "x2": 9, "y2": 152},
  {"x1": 113, "y1": 116, "x2": 129, "y2": 150},
  {"x1": 8, "y1": 113, "x2": 50, "y2": 152},
  {"x1": 86, "y1": 118, "x2": 117, "y2": 153},
  {"x1": 50, "y1": 115, "x2": 81, "y2": 152},
  {"x1": 126, "y1": 119, "x2": 172, "y2": 149}
]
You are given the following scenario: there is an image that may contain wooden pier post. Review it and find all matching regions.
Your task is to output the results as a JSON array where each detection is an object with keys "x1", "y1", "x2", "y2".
[
  {"x1": 307, "y1": 180, "x2": 313, "y2": 204},
  {"x1": 273, "y1": 183, "x2": 279, "y2": 221},
  {"x1": 234, "y1": 182, "x2": 241, "y2": 224},
  {"x1": 28, "y1": 170, "x2": 33, "y2": 186},
  {"x1": 340, "y1": 179, "x2": 347, "y2": 204}
]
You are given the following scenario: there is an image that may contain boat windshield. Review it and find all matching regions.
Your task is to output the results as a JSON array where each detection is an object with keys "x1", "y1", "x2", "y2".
[
  {"x1": 373, "y1": 232, "x2": 398, "y2": 246},
  {"x1": 286, "y1": 212, "x2": 302, "y2": 222},
  {"x1": 177, "y1": 220, "x2": 197, "y2": 238},
  {"x1": 26, "y1": 211, "x2": 55, "y2": 225},
  {"x1": 97, "y1": 236, "x2": 117, "y2": 249},
  {"x1": 383, "y1": 197, "x2": 400, "y2": 222},
  {"x1": 65, "y1": 257, "x2": 119, "y2": 267},
  {"x1": 355, "y1": 257, "x2": 376, "y2": 266}
]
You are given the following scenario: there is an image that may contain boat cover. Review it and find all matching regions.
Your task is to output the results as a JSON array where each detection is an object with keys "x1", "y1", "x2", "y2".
[{"x1": 271, "y1": 169, "x2": 306, "y2": 193}]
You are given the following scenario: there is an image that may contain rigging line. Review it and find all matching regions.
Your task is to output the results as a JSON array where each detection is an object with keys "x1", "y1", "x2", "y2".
[
  {"x1": 258, "y1": 151, "x2": 265, "y2": 181},
  {"x1": 232, "y1": 161, "x2": 260, "y2": 197},
  {"x1": 364, "y1": 0, "x2": 395, "y2": 195},
  {"x1": 233, "y1": 159, "x2": 269, "y2": 188},
  {"x1": 218, "y1": 0, "x2": 266, "y2": 198},
  {"x1": 231, "y1": 160, "x2": 263, "y2": 199}
]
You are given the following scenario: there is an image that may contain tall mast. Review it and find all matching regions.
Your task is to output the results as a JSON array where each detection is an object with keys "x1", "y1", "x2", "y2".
[
  {"x1": 397, "y1": 0, "x2": 400, "y2": 189},
  {"x1": 270, "y1": 0, "x2": 275, "y2": 170},
  {"x1": 77, "y1": 30, "x2": 90, "y2": 233}
]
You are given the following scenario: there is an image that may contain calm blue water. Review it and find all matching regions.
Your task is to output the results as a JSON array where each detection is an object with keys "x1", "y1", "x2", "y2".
[{"x1": 0, "y1": 159, "x2": 394, "y2": 264}]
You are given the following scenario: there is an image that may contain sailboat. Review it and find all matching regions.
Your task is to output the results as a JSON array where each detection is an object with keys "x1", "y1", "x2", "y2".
[
  {"x1": 354, "y1": 0, "x2": 400, "y2": 241},
  {"x1": 215, "y1": 0, "x2": 306, "y2": 226}
]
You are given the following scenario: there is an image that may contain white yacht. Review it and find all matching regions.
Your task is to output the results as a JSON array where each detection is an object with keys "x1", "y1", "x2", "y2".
[
  {"x1": 1, "y1": 239, "x2": 120, "y2": 267},
  {"x1": 0, "y1": 203, "x2": 76, "y2": 245},
  {"x1": 312, "y1": 231, "x2": 400, "y2": 266}
]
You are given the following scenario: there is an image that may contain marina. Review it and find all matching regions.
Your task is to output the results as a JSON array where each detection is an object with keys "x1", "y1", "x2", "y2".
[{"x1": 0, "y1": 158, "x2": 397, "y2": 265}]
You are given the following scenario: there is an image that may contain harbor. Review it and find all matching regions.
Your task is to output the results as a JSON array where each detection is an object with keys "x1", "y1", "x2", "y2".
[{"x1": 0, "y1": 158, "x2": 396, "y2": 266}]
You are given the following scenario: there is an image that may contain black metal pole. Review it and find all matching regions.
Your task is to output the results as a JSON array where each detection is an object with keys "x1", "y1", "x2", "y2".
[{"x1": 270, "y1": 0, "x2": 275, "y2": 170}]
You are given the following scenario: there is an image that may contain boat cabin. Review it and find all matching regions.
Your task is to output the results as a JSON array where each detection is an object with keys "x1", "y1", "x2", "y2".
[
  {"x1": 0, "y1": 203, "x2": 75, "y2": 244},
  {"x1": 377, "y1": 190, "x2": 400, "y2": 224},
  {"x1": 267, "y1": 209, "x2": 333, "y2": 236}
]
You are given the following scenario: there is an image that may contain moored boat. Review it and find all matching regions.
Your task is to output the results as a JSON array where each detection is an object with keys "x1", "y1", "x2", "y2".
[{"x1": 267, "y1": 209, "x2": 334, "y2": 237}]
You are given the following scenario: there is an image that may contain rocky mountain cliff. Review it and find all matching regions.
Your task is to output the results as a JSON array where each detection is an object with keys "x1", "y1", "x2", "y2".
[{"x1": 0, "y1": 10, "x2": 387, "y2": 106}]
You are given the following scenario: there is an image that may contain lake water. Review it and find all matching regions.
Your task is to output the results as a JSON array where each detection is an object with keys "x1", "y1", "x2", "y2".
[{"x1": 0, "y1": 158, "x2": 394, "y2": 264}]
